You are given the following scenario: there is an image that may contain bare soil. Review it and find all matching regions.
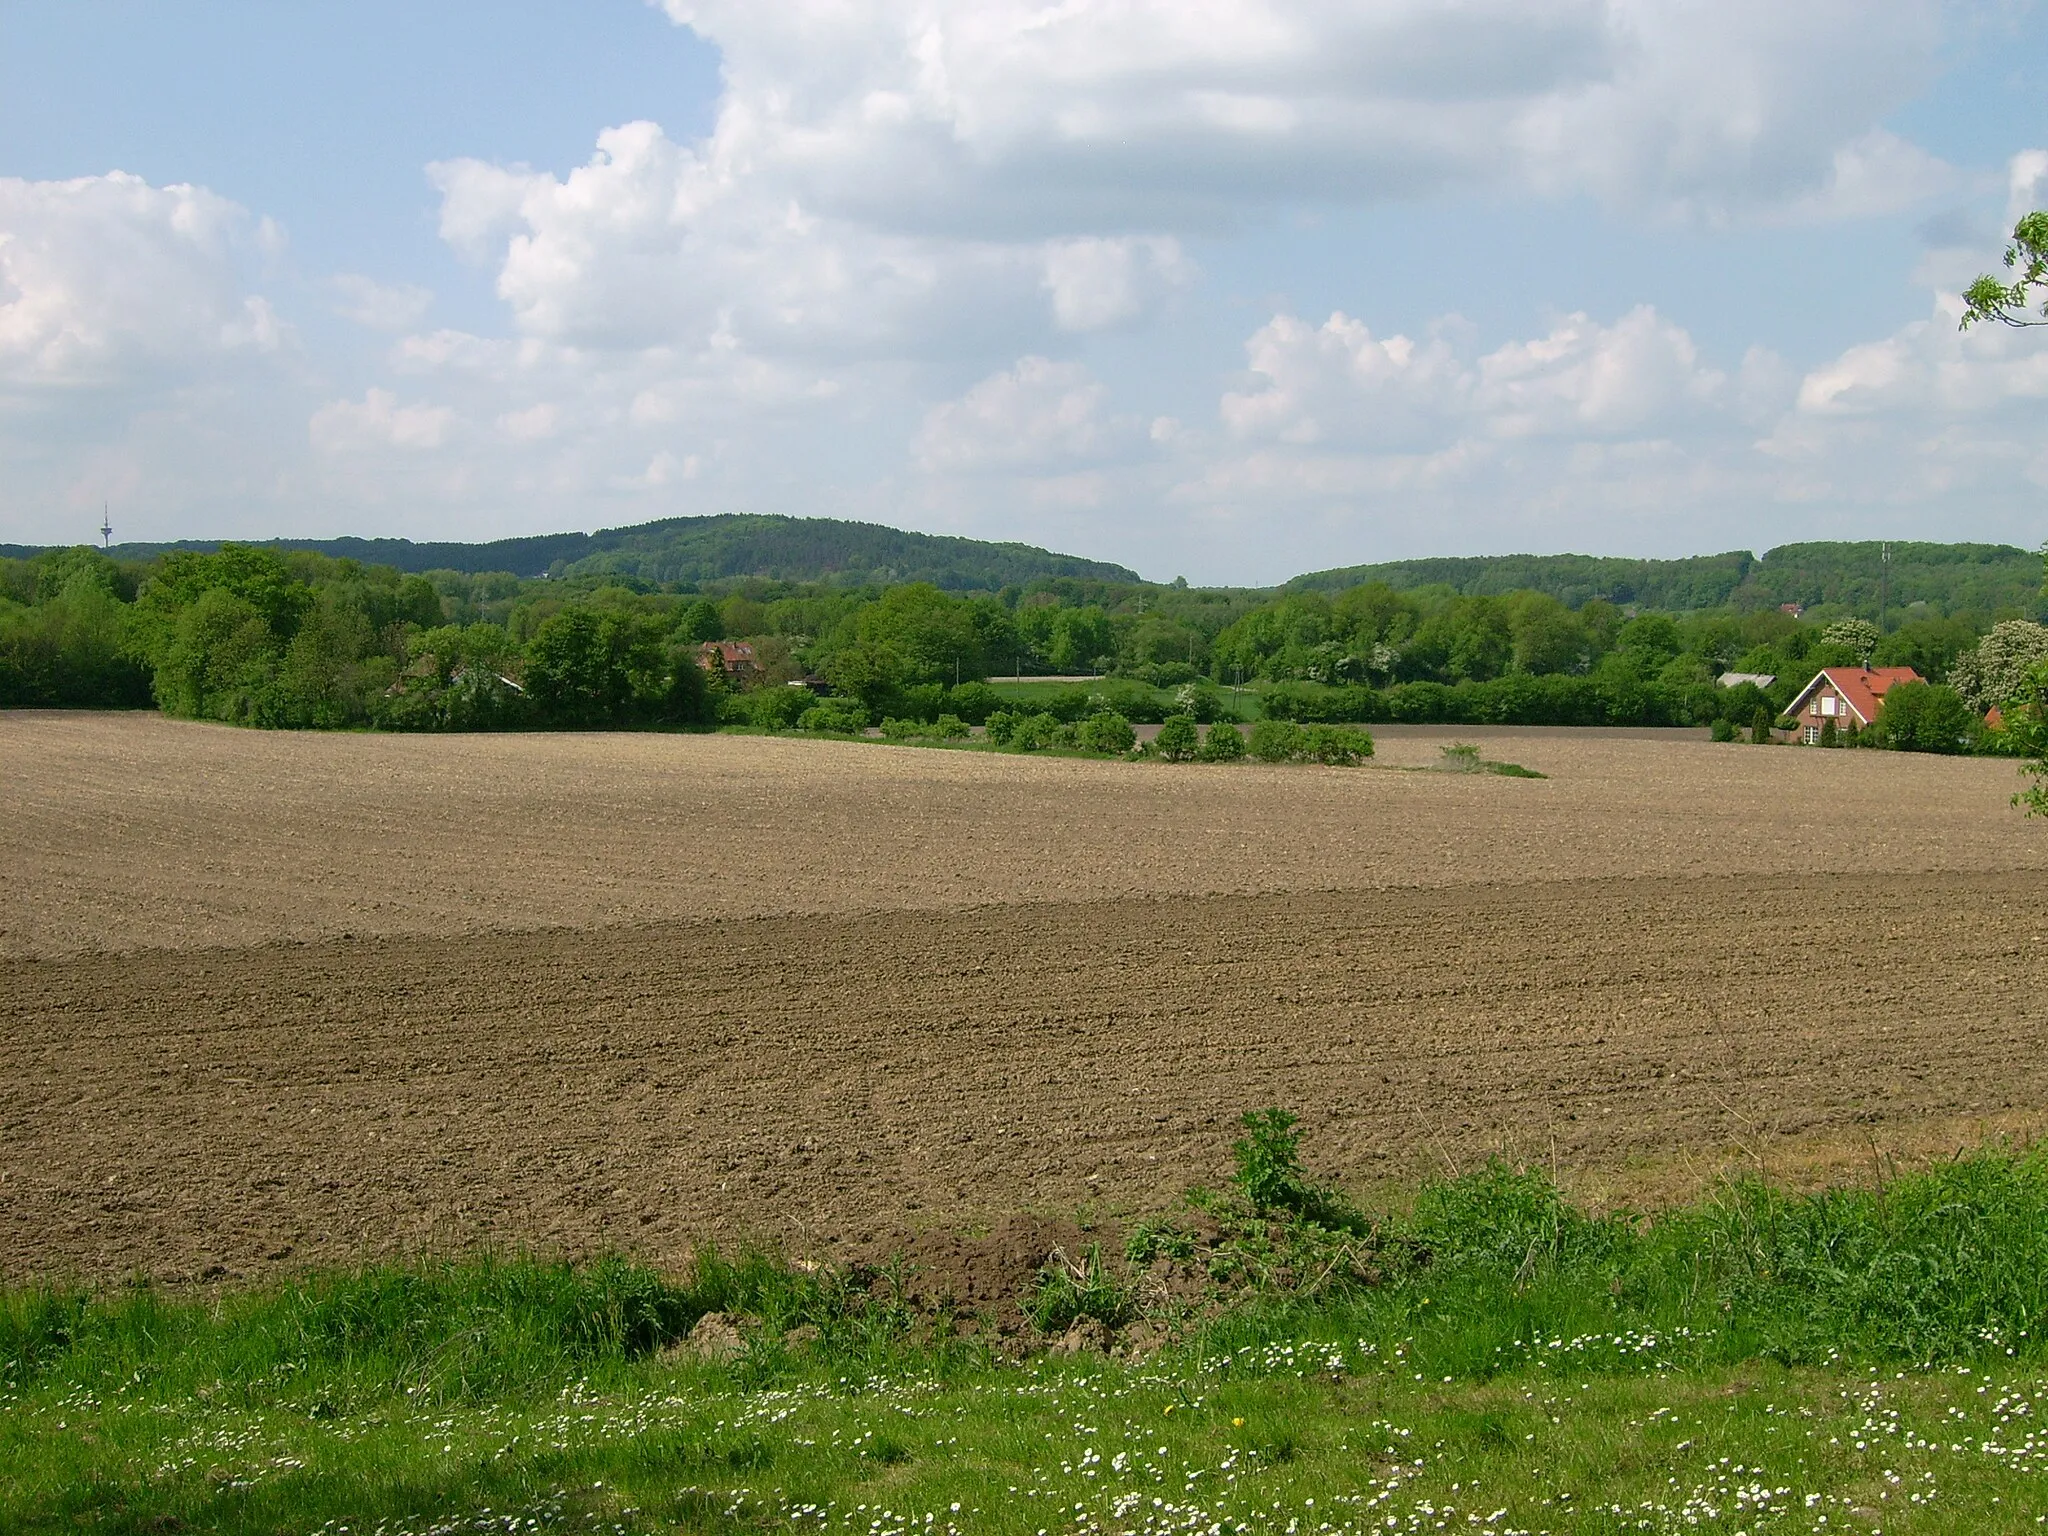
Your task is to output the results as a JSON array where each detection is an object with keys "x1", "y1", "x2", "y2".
[
  {"x1": 2, "y1": 712, "x2": 2045, "y2": 1284},
  {"x1": 3, "y1": 712, "x2": 2041, "y2": 959}
]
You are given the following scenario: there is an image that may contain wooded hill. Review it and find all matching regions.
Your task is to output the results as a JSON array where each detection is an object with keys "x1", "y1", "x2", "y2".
[
  {"x1": 0, "y1": 514, "x2": 1141, "y2": 592},
  {"x1": 1289, "y1": 541, "x2": 2044, "y2": 618}
]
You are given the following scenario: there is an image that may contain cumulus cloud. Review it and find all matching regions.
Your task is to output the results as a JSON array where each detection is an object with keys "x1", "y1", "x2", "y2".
[
  {"x1": 1221, "y1": 304, "x2": 1724, "y2": 449},
  {"x1": 916, "y1": 356, "x2": 1128, "y2": 472},
  {"x1": 423, "y1": 1, "x2": 1951, "y2": 371},
  {"x1": 0, "y1": 171, "x2": 284, "y2": 387},
  {"x1": 330, "y1": 273, "x2": 433, "y2": 332},
  {"x1": 655, "y1": 0, "x2": 1947, "y2": 230},
  {"x1": 310, "y1": 388, "x2": 456, "y2": 453},
  {"x1": 2, "y1": 6, "x2": 2033, "y2": 571},
  {"x1": 1042, "y1": 237, "x2": 1191, "y2": 331}
]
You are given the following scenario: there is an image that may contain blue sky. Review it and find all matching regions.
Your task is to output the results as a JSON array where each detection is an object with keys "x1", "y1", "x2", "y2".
[{"x1": 1, "y1": 0, "x2": 2043, "y2": 583}]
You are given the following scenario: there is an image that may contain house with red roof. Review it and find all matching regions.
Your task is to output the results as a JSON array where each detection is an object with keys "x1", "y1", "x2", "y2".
[
  {"x1": 697, "y1": 640, "x2": 761, "y2": 685},
  {"x1": 1781, "y1": 666, "x2": 1923, "y2": 744}
]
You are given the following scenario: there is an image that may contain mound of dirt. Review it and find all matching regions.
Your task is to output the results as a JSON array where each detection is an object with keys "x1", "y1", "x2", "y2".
[{"x1": 853, "y1": 1213, "x2": 1090, "y2": 1337}]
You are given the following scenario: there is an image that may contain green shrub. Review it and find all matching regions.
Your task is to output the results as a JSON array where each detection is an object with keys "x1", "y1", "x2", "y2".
[
  {"x1": 1171, "y1": 682, "x2": 1231, "y2": 723},
  {"x1": 1751, "y1": 708, "x2": 1774, "y2": 744},
  {"x1": 1710, "y1": 716, "x2": 1737, "y2": 742},
  {"x1": 1874, "y1": 681, "x2": 1978, "y2": 754},
  {"x1": 1232, "y1": 1107, "x2": 1316, "y2": 1214},
  {"x1": 1298, "y1": 724, "x2": 1373, "y2": 764},
  {"x1": 1262, "y1": 682, "x2": 1385, "y2": 723},
  {"x1": 1198, "y1": 721, "x2": 1246, "y2": 761},
  {"x1": 1154, "y1": 713, "x2": 1200, "y2": 761},
  {"x1": 1072, "y1": 711, "x2": 1136, "y2": 754},
  {"x1": 1228, "y1": 1108, "x2": 1361, "y2": 1229},
  {"x1": 942, "y1": 681, "x2": 1000, "y2": 724},
  {"x1": 723, "y1": 685, "x2": 812, "y2": 729},
  {"x1": 1028, "y1": 1244, "x2": 1134, "y2": 1333},
  {"x1": 1123, "y1": 1217, "x2": 1198, "y2": 1266},
  {"x1": 1089, "y1": 679, "x2": 1172, "y2": 723},
  {"x1": 1247, "y1": 718, "x2": 1301, "y2": 761},
  {"x1": 798, "y1": 697, "x2": 870, "y2": 733},
  {"x1": 1003, "y1": 711, "x2": 1068, "y2": 751},
  {"x1": 928, "y1": 712, "x2": 970, "y2": 739}
]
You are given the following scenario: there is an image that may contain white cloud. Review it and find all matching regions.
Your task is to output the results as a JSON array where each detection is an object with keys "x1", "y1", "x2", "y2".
[
  {"x1": 1, "y1": 9, "x2": 2034, "y2": 574},
  {"x1": 310, "y1": 388, "x2": 456, "y2": 453},
  {"x1": 0, "y1": 171, "x2": 283, "y2": 386},
  {"x1": 423, "y1": 1, "x2": 1951, "y2": 372},
  {"x1": 2007, "y1": 148, "x2": 2048, "y2": 224},
  {"x1": 916, "y1": 355, "x2": 1128, "y2": 472},
  {"x1": 496, "y1": 402, "x2": 560, "y2": 441},
  {"x1": 1220, "y1": 304, "x2": 1723, "y2": 448},
  {"x1": 330, "y1": 273, "x2": 433, "y2": 332},
  {"x1": 1042, "y1": 237, "x2": 1190, "y2": 331},
  {"x1": 1473, "y1": 306, "x2": 1724, "y2": 436},
  {"x1": 655, "y1": 0, "x2": 1947, "y2": 231}
]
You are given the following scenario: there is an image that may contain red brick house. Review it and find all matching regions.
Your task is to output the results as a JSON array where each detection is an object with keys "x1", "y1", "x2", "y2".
[
  {"x1": 698, "y1": 640, "x2": 760, "y2": 685},
  {"x1": 1781, "y1": 665, "x2": 1923, "y2": 744}
]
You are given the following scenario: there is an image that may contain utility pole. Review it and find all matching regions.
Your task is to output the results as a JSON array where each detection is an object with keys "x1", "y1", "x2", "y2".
[{"x1": 1879, "y1": 541, "x2": 1890, "y2": 632}]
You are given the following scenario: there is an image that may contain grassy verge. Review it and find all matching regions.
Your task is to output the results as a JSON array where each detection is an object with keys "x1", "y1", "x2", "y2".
[{"x1": 10, "y1": 1144, "x2": 2048, "y2": 1532}]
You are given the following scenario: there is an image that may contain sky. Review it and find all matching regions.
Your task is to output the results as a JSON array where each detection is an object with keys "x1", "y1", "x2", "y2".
[{"x1": 1, "y1": 1, "x2": 2044, "y2": 584}]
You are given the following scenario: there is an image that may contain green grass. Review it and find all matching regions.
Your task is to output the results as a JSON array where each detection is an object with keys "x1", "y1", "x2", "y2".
[{"x1": 11, "y1": 1153, "x2": 2048, "y2": 1532}]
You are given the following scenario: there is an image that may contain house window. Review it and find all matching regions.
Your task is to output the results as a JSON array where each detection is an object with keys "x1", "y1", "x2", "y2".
[
  {"x1": 1805, "y1": 725, "x2": 1820, "y2": 745},
  {"x1": 1820, "y1": 696, "x2": 1837, "y2": 717}
]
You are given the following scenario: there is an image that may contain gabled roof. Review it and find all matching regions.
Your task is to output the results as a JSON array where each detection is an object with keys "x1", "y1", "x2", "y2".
[
  {"x1": 1784, "y1": 666, "x2": 1923, "y2": 726},
  {"x1": 1717, "y1": 671, "x2": 1776, "y2": 689}
]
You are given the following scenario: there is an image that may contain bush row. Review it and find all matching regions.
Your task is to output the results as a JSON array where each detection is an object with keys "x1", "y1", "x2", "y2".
[{"x1": 1261, "y1": 675, "x2": 1697, "y2": 727}]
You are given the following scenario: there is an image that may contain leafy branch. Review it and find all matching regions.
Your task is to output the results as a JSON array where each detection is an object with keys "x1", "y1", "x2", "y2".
[{"x1": 1961, "y1": 211, "x2": 2048, "y2": 329}]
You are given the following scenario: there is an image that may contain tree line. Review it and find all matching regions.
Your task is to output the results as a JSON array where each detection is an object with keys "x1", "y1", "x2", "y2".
[{"x1": 4, "y1": 540, "x2": 2045, "y2": 758}]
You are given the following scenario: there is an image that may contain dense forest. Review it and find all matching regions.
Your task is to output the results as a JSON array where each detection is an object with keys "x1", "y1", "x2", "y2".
[
  {"x1": 3, "y1": 527, "x2": 2043, "y2": 748},
  {"x1": 0, "y1": 513, "x2": 1142, "y2": 591},
  {"x1": 1290, "y1": 541, "x2": 2046, "y2": 618}
]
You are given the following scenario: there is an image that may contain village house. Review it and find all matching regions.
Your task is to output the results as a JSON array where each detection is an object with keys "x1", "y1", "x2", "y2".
[
  {"x1": 697, "y1": 640, "x2": 761, "y2": 685},
  {"x1": 1781, "y1": 665, "x2": 1923, "y2": 744}
]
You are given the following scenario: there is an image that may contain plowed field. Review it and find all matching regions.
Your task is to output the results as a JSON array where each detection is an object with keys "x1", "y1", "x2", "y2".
[{"x1": 3, "y1": 712, "x2": 2045, "y2": 1282}]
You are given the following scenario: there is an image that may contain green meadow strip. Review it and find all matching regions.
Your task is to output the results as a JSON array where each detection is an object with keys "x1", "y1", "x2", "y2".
[{"x1": 8, "y1": 1149, "x2": 2048, "y2": 1532}]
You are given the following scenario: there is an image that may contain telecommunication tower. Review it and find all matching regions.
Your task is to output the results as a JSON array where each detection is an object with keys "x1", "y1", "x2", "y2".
[{"x1": 100, "y1": 505, "x2": 112, "y2": 551}]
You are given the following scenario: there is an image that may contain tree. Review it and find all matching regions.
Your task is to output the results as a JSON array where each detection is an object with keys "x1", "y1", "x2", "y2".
[
  {"x1": 153, "y1": 587, "x2": 281, "y2": 722},
  {"x1": 849, "y1": 583, "x2": 988, "y2": 684},
  {"x1": 524, "y1": 608, "x2": 671, "y2": 727},
  {"x1": 1821, "y1": 618, "x2": 1880, "y2": 666},
  {"x1": 1961, "y1": 212, "x2": 2048, "y2": 329},
  {"x1": 2011, "y1": 662, "x2": 2048, "y2": 815},
  {"x1": 1950, "y1": 620, "x2": 2048, "y2": 711},
  {"x1": 1874, "y1": 681, "x2": 1976, "y2": 754}
]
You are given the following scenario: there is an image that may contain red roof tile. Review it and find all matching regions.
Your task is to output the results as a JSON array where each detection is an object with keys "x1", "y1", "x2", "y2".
[{"x1": 1786, "y1": 666, "x2": 1923, "y2": 726}]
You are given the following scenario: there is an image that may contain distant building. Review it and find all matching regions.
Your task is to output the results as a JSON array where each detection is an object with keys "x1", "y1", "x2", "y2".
[
  {"x1": 1778, "y1": 602, "x2": 1805, "y2": 618},
  {"x1": 1781, "y1": 666, "x2": 1923, "y2": 744},
  {"x1": 1717, "y1": 671, "x2": 1776, "y2": 690},
  {"x1": 698, "y1": 640, "x2": 760, "y2": 684}
]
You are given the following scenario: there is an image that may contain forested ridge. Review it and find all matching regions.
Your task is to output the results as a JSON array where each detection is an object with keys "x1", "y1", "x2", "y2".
[
  {"x1": 0, "y1": 513, "x2": 1140, "y2": 590},
  {"x1": 3, "y1": 528, "x2": 2043, "y2": 752},
  {"x1": 1291, "y1": 540, "x2": 2045, "y2": 616}
]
